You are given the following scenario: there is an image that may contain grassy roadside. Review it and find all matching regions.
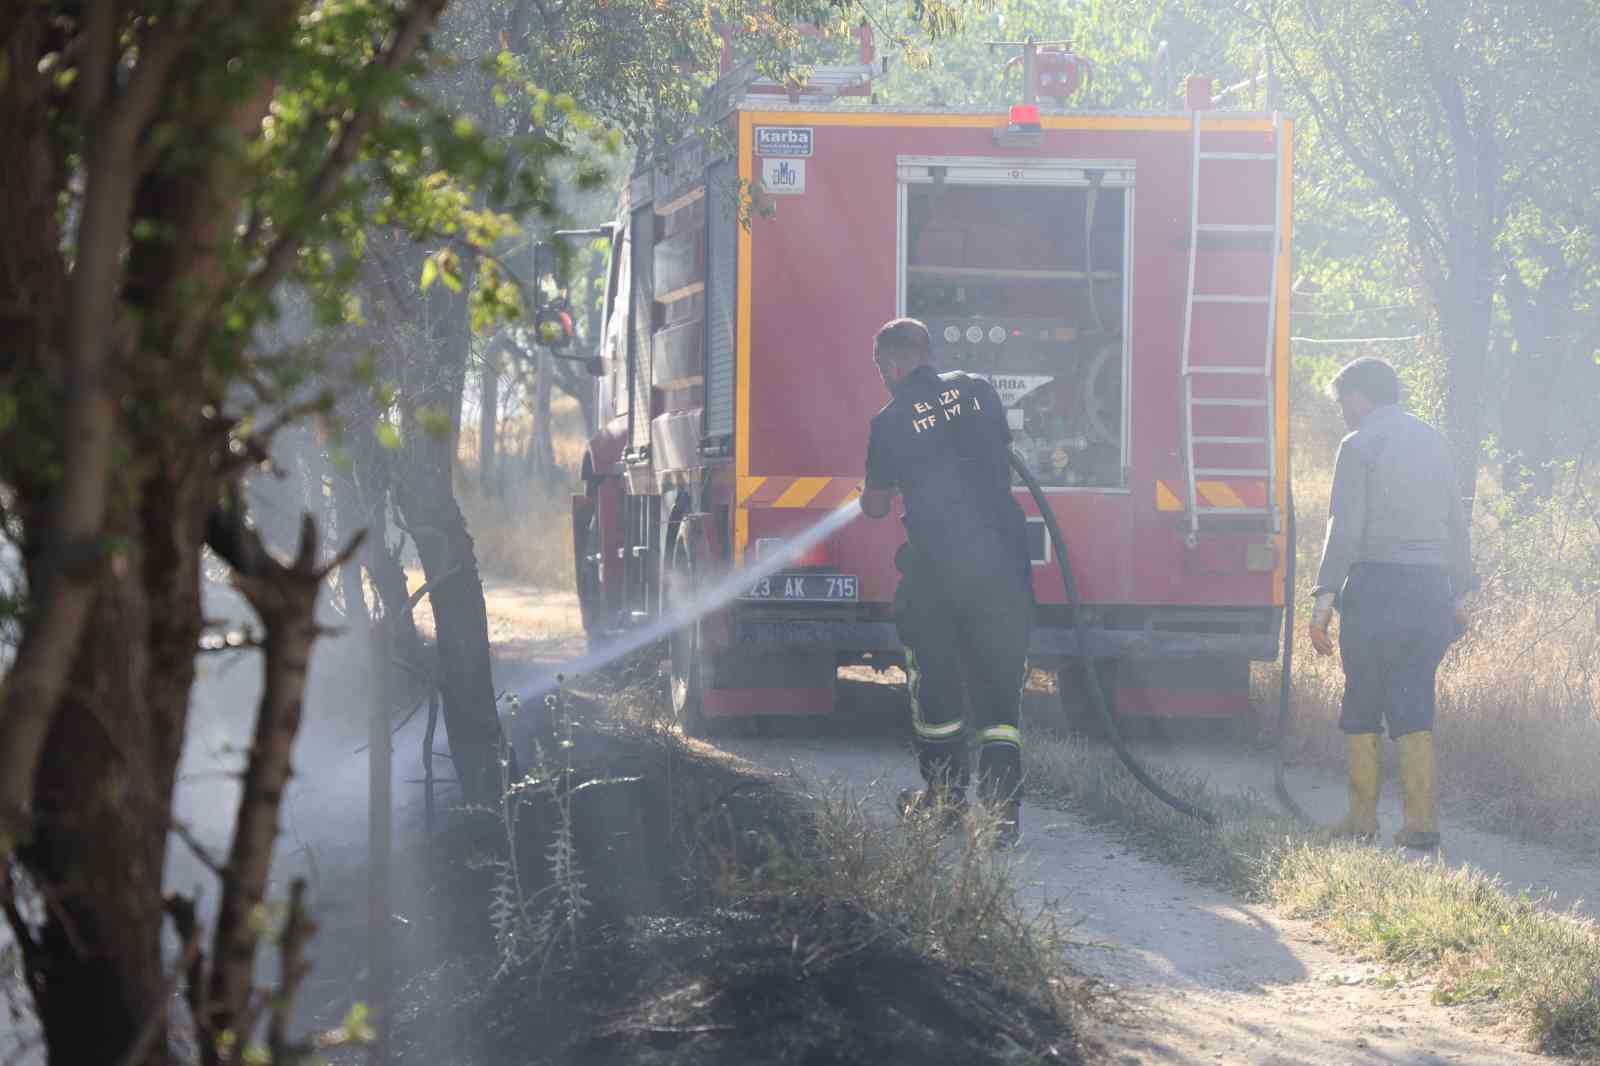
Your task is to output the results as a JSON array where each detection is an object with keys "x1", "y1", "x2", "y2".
[
  {"x1": 441, "y1": 671, "x2": 1088, "y2": 1066},
  {"x1": 1276, "y1": 408, "x2": 1600, "y2": 859},
  {"x1": 1024, "y1": 728, "x2": 1600, "y2": 1058}
]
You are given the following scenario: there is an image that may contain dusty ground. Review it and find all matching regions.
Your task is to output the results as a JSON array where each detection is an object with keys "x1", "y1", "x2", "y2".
[
  {"x1": 1131, "y1": 738, "x2": 1599, "y2": 921},
  {"x1": 486, "y1": 588, "x2": 1595, "y2": 1065},
  {"x1": 707, "y1": 708, "x2": 1560, "y2": 1065},
  {"x1": 3, "y1": 580, "x2": 1586, "y2": 1066}
]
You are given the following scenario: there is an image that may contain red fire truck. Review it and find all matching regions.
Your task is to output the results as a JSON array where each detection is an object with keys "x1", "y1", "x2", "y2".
[{"x1": 572, "y1": 49, "x2": 1292, "y2": 734}]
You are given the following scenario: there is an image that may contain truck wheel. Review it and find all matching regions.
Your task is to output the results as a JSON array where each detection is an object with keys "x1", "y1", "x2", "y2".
[
  {"x1": 575, "y1": 508, "x2": 604, "y2": 646},
  {"x1": 664, "y1": 528, "x2": 710, "y2": 737},
  {"x1": 1056, "y1": 658, "x2": 1118, "y2": 739}
]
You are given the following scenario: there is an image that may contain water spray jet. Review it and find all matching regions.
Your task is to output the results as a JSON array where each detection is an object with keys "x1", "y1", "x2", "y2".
[{"x1": 517, "y1": 498, "x2": 865, "y2": 700}]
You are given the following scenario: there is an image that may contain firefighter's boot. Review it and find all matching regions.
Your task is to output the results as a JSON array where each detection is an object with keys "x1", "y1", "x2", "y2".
[
  {"x1": 1393, "y1": 731, "x2": 1440, "y2": 851},
  {"x1": 1331, "y1": 733, "x2": 1380, "y2": 842},
  {"x1": 976, "y1": 732, "x2": 1023, "y2": 849}
]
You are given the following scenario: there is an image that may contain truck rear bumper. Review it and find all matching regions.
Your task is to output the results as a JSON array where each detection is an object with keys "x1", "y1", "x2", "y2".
[{"x1": 734, "y1": 618, "x2": 1281, "y2": 661}]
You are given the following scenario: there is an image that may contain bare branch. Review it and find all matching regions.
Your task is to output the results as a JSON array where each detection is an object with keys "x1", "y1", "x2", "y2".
[
  {"x1": 1268, "y1": 0, "x2": 1446, "y2": 255},
  {"x1": 165, "y1": 894, "x2": 210, "y2": 1039},
  {"x1": 318, "y1": 530, "x2": 369, "y2": 582},
  {"x1": 116, "y1": 906, "x2": 204, "y2": 1066},
  {"x1": 205, "y1": 500, "x2": 328, "y2": 1041},
  {"x1": 216, "y1": 394, "x2": 337, "y2": 477},
  {"x1": 267, "y1": 878, "x2": 317, "y2": 1058},
  {"x1": 407, "y1": 564, "x2": 462, "y2": 608},
  {"x1": 170, "y1": 821, "x2": 227, "y2": 878}
]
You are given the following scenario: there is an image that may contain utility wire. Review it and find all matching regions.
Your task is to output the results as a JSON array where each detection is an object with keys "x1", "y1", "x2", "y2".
[
  {"x1": 1291, "y1": 303, "x2": 1417, "y2": 317},
  {"x1": 1290, "y1": 334, "x2": 1422, "y2": 345}
]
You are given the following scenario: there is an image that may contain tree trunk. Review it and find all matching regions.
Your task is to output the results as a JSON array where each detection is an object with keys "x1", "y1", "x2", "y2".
[
  {"x1": 552, "y1": 357, "x2": 596, "y2": 441},
  {"x1": 1499, "y1": 257, "x2": 1572, "y2": 509},
  {"x1": 479, "y1": 346, "x2": 500, "y2": 494},
  {"x1": 344, "y1": 422, "x2": 429, "y2": 683},
  {"x1": 0, "y1": 14, "x2": 125, "y2": 852},
  {"x1": 17, "y1": 463, "x2": 210, "y2": 1066},
  {"x1": 1435, "y1": 253, "x2": 1495, "y2": 513},
  {"x1": 331, "y1": 468, "x2": 372, "y2": 629},
  {"x1": 393, "y1": 446, "x2": 501, "y2": 805},
  {"x1": 527, "y1": 349, "x2": 558, "y2": 489},
  {"x1": 391, "y1": 272, "x2": 502, "y2": 806}
]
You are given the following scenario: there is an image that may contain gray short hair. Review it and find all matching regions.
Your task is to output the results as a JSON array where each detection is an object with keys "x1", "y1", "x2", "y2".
[{"x1": 1326, "y1": 356, "x2": 1400, "y2": 406}]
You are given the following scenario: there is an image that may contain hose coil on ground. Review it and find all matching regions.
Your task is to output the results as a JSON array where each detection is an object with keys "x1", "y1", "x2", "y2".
[{"x1": 1008, "y1": 449, "x2": 1218, "y2": 826}]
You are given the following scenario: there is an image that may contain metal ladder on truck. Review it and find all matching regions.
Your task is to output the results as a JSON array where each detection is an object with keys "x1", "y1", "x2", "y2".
[{"x1": 1178, "y1": 111, "x2": 1285, "y2": 541}]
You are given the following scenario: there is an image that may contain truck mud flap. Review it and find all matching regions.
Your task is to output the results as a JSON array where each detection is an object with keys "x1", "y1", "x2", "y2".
[
  {"x1": 702, "y1": 650, "x2": 836, "y2": 719},
  {"x1": 1112, "y1": 658, "x2": 1250, "y2": 719}
]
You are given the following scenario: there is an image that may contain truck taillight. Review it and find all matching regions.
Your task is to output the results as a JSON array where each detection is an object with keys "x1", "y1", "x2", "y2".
[
  {"x1": 793, "y1": 542, "x2": 830, "y2": 568},
  {"x1": 1007, "y1": 104, "x2": 1041, "y2": 130},
  {"x1": 755, "y1": 537, "x2": 831, "y2": 569}
]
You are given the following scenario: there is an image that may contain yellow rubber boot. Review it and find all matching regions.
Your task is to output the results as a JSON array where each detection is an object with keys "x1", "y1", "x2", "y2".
[
  {"x1": 1394, "y1": 731, "x2": 1440, "y2": 850},
  {"x1": 1332, "y1": 733, "x2": 1381, "y2": 840}
]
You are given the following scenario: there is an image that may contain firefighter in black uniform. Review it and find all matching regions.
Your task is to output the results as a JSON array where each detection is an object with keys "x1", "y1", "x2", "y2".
[{"x1": 860, "y1": 318, "x2": 1033, "y2": 846}]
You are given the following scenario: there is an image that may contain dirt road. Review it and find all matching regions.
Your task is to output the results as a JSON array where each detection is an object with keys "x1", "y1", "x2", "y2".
[
  {"x1": 706, "y1": 720, "x2": 1559, "y2": 1065},
  {"x1": 6, "y1": 584, "x2": 1575, "y2": 1065},
  {"x1": 1134, "y1": 740, "x2": 1598, "y2": 921},
  {"x1": 484, "y1": 589, "x2": 1592, "y2": 1064}
]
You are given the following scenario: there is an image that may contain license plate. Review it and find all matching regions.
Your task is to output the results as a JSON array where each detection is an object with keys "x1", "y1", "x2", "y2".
[{"x1": 741, "y1": 573, "x2": 859, "y2": 602}]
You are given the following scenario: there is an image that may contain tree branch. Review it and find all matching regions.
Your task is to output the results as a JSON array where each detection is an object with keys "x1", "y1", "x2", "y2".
[
  {"x1": 1268, "y1": 1, "x2": 1446, "y2": 256},
  {"x1": 267, "y1": 878, "x2": 316, "y2": 1059},
  {"x1": 73, "y1": 1, "x2": 118, "y2": 128},
  {"x1": 203, "y1": 502, "x2": 329, "y2": 1045},
  {"x1": 243, "y1": 0, "x2": 451, "y2": 302},
  {"x1": 116, "y1": 904, "x2": 204, "y2": 1066}
]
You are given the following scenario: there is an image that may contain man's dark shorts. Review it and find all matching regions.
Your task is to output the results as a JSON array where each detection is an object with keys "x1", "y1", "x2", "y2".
[{"x1": 1337, "y1": 562, "x2": 1457, "y2": 738}]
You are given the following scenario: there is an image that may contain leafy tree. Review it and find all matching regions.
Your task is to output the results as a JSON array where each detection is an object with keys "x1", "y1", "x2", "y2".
[
  {"x1": 0, "y1": 2, "x2": 570, "y2": 1061},
  {"x1": 1242, "y1": 0, "x2": 1598, "y2": 503},
  {"x1": 867, "y1": 0, "x2": 1211, "y2": 110}
]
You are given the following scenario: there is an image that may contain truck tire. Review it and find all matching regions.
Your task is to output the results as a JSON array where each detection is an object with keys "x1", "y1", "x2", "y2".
[
  {"x1": 664, "y1": 527, "x2": 711, "y2": 737},
  {"x1": 1055, "y1": 658, "x2": 1127, "y2": 739}
]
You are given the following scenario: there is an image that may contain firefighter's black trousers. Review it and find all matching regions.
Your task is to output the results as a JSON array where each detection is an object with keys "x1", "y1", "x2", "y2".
[{"x1": 894, "y1": 550, "x2": 1032, "y2": 807}]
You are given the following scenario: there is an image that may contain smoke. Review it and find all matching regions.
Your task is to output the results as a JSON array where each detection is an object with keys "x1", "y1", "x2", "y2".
[{"x1": 517, "y1": 499, "x2": 864, "y2": 700}]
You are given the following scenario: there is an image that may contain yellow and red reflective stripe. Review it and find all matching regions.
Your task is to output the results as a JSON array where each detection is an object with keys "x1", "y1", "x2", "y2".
[
  {"x1": 1155, "y1": 479, "x2": 1268, "y2": 511},
  {"x1": 738, "y1": 476, "x2": 863, "y2": 510}
]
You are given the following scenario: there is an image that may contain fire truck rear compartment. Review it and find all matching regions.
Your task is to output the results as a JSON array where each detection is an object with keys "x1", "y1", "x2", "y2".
[{"x1": 904, "y1": 175, "x2": 1127, "y2": 489}]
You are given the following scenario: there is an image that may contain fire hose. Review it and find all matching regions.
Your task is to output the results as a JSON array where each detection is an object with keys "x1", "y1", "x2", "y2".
[
  {"x1": 1274, "y1": 488, "x2": 1309, "y2": 823},
  {"x1": 1008, "y1": 449, "x2": 1308, "y2": 827},
  {"x1": 1009, "y1": 449, "x2": 1217, "y2": 825}
]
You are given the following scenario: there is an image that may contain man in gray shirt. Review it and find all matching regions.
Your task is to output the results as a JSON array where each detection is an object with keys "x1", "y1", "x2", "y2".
[{"x1": 1309, "y1": 357, "x2": 1475, "y2": 850}]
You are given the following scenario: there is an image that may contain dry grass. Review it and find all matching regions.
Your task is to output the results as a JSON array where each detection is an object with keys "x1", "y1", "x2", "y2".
[
  {"x1": 1010, "y1": 378, "x2": 1600, "y2": 1055},
  {"x1": 589, "y1": 661, "x2": 1082, "y2": 1019},
  {"x1": 1270, "y1": 844, "x2": 1600, "y2": 1058},
  {"x1": 1271, "y1": 399, "x2": 1600, "y2": 857},
  {"x1": 1021, "y1": 720, "x2": 1600, "y2": 1057},
  {"x1": 456, "y1": 393, "x2": 588, "y2": 590},
  {"x1": 735, "y1": 775, "x2": 1086, "y2": 1020}
]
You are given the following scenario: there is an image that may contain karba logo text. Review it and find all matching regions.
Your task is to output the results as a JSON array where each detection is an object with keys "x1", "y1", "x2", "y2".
[{"x1": 755, "y1": 127, "x2": 813, "y2": 157}]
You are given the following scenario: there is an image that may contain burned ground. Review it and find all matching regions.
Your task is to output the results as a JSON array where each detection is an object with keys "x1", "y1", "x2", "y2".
[{"x1": 377, "y1": 679, "x2": 1083, "y2": 1066}]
